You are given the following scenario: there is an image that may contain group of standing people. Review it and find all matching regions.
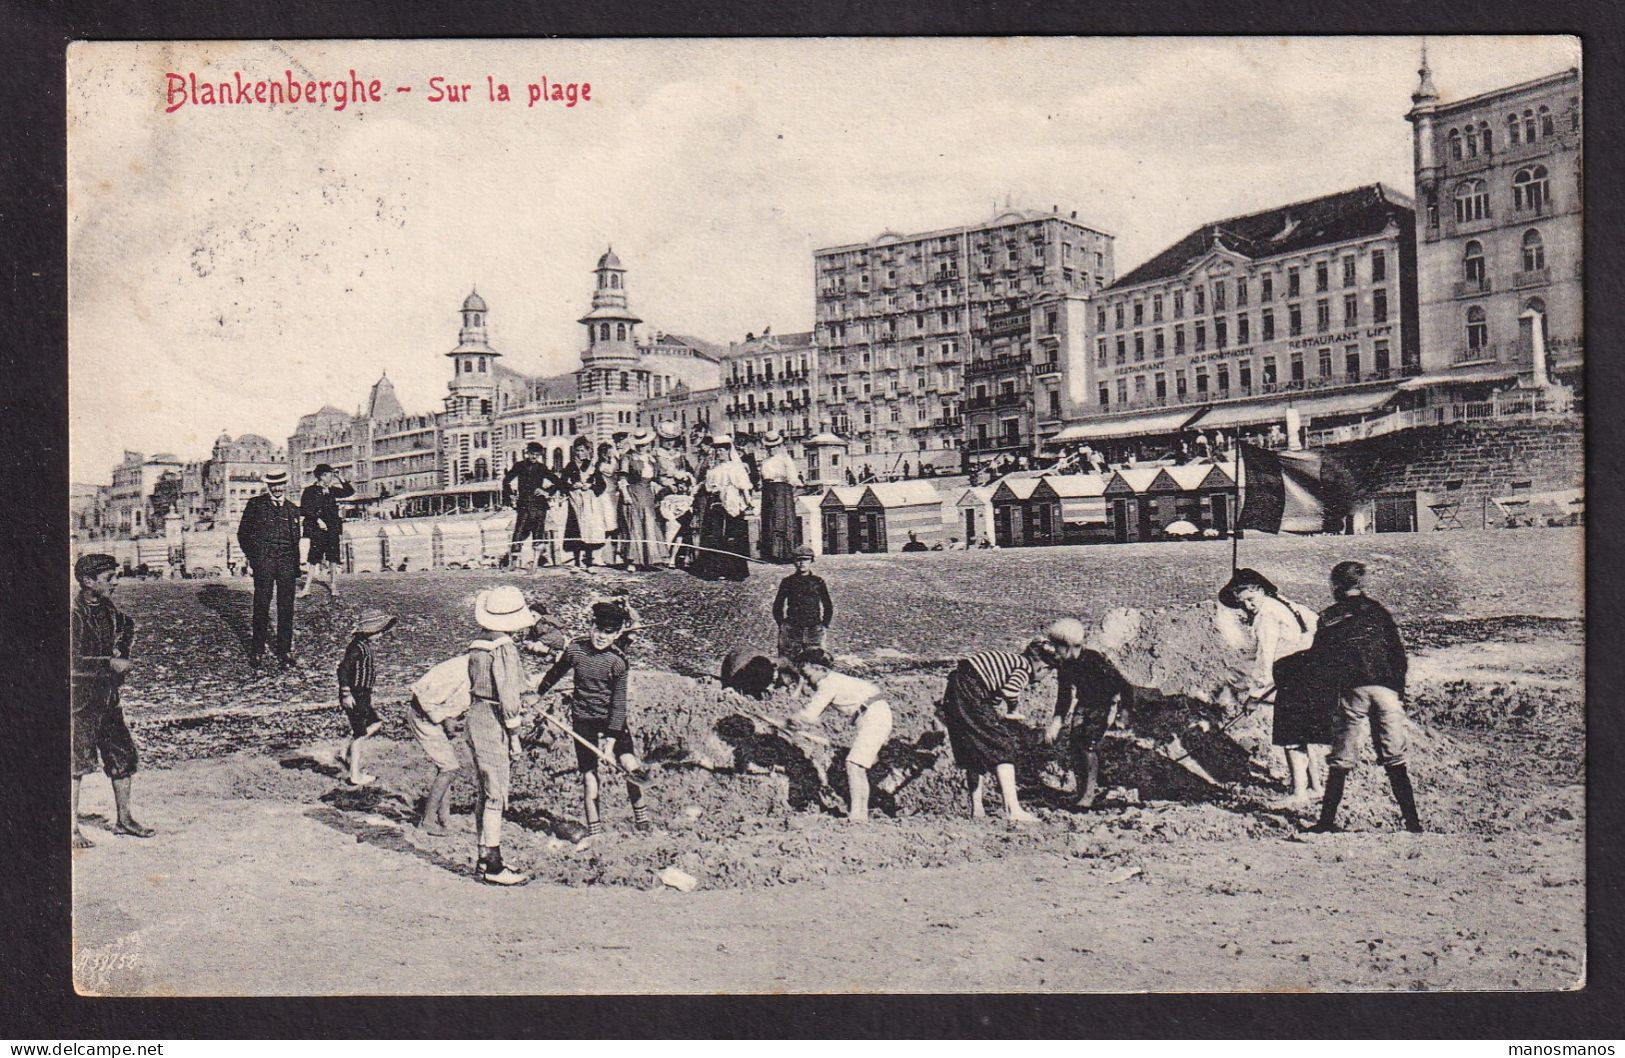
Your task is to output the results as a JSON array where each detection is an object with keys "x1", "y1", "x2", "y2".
[{"x1": 502, "y1": 424, "x2": 807, "y2": 582}]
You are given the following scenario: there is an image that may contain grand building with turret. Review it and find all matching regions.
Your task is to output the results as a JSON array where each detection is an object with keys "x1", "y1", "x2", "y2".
[{"x1": 283, "y1": 249, "x2": 722, "y2": 515}]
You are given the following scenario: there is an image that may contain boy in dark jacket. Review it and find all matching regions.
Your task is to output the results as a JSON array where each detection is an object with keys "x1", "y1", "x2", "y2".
[
  {"x1": 71, "y1": 553, "x2": 152, "y2": 847},
  {"x1": 1305, "y1": 560, "x2": 1422, "y2": 834},
  {"x1": 773, "y1": 545, "x2": 834, "y2": 662},
  {"x1": 532, "y1": 601, "x2": 653, "y2": 837}
]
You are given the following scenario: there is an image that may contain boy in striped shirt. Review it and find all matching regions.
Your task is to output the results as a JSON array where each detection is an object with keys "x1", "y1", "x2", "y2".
[
  {"x1": 336, "y1": 608, "x2": 395, "y2": 786},
  {"x1": 532, "y1": 601, "x2": 655, "y2": 837}
]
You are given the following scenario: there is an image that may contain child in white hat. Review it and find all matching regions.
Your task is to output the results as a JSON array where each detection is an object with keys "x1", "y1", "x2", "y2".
[{"x1": 466, "y1": 586, "x2": 539, "y2": 885}]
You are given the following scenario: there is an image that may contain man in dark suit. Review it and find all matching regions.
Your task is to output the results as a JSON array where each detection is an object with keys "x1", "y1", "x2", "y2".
[
  {"x1": 237, "y1": 468, "x2": 303, "y2": 669},
  {"x1": 502, "y1": 441, "x2": 558, "y2": 572}
]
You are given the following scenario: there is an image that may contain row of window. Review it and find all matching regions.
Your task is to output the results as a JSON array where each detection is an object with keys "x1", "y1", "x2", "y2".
[
  {"x1": 589, "y1": 322, "x2": 631, "y2": 342},
  {"x1": 1096, "y1": 339, "x2": 1395, "y2": 407},
  {"x1": 1095, "y1": 290, "x2": 1392, "y2": 365},
  {"x1": 728, "y1": 356, "x2": 813, "y2": 383},
  {"x1": 1100, "y1": 251, "x2": 1388, "y2": 332},
  {"x1": 1445, "y1": 100, "x2": 1576, "y2": 161},
  {"x1": 1463, "y1": 297, "x2": 1549, "y2": 353},
  {"x1": 1450, "y1": 165, "x2": 1554, "y2": 224},
  {"x1": 1461, "y1": 229, "x2": 1549, "y2": 281}
]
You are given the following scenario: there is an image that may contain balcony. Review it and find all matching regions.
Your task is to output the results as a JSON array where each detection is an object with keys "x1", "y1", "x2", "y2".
[
  {"x1": 1453, "y1": 276, "x2": 1493, "y2": 299},
  {"x1": 966, "y1": 435, "x2": 1026, "y2": 454},
  {"x1": 1451, "y1": 342, "x2": 1507, "y2": 366},
  {"x1": 1034, "y1": 359, "x2": 1060, "y2": 376},
  {"x1": 931, "y1": 415, "x2": 964, "y2": 429},
  {"x1": 1511, "y1": 267, "x2": 1551, "y2": 290},
  {"x1": 984, "y1": 310, "x2": 1029, "y2": 337}
]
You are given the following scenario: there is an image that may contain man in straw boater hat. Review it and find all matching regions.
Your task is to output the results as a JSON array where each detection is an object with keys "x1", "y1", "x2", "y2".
[
  {"x1": 502, "y1": 440, "x2": 560, "y2": 573},
  {"x1": 755, "y1": 428, "x2": 804, "y2": 563},
  {"x1": 71, "y1": 553, "x2": 153, "y2": 847},
  {"x1": 236, "y1": 468, "x2": 304, "y2": 670},
  {"x1": 297, "y1": 462, "x2": 355, "y2": 598},
  {"x1": 465, "y1": 585, "x2": 542, "y2": 885}
]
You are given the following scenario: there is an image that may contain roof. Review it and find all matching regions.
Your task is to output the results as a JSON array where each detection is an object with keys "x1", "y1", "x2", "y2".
[
  {"x1": 725, "y1": 330, "x2": 817, "y2": 358},
  {"x1": 858, "y1": 481, "x2": 944, "y2": 508},
  {"x1": 1109, "y1": 184, "x2": 1414, "y2": 290},
  {"x1": 820, "y1": 486, "x2": 870, "y2": 508},
  {"x1": 957, "y1": 485, "x2": 997, "y2": 505},
  {"x1": 1048, "y1": 407, "x2": 1201, "y2": 444},
  {"x1": 462, "y1": 289, "x2": 487, "y2": 312},
  {"x1": 1189, "y1": 387, "x2": 1399, "y2": 432},
  {"x1": 365, "y1": 374, "x2": 405, "y2": 420},
  {"x1": 990, "y1": 477, "x2": 1042, "y2": 502},
  {"x1": 655, "y1": 333, "x2": 726, "y2": 362},
  {"x1": 1166, "y1": 463, "x2": 1235, "y2": 491},
  {"x1": 1428, "y1": 67, "x2": 1580, "y2": 116},
  {"x1": 596, "y1": 247, "x2": 622, "y2": 271},
  {"x1": 1033, "y1": 473, "x2": 1110, "y2": 499}
]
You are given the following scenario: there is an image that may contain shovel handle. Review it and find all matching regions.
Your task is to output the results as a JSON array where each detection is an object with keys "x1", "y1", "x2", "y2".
[{"x1": 535, "y1": 711, "x2": 640, "y2": 778}]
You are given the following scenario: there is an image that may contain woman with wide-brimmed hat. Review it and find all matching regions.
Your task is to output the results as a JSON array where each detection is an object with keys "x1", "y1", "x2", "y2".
[
  {"x1": 696, "y1": 432, "x2": 755, "y2": 581},
  {"x1": 559, "y1": 436, "x2": 607, "y2": 570},
  {"x1": 652, "y1": 421, "x2": 695, "y2": 565},
  {"x1": 755, "y1": 429, "x2": 803, "y2": 563},
  {"x1": 1219, "y1": 566, "x2": 1324, "y2": 804},
  {"x1": 617, "y1": 427, "x2": 668, "y2": 571}
]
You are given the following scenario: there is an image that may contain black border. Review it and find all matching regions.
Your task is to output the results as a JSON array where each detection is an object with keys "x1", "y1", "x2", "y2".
[{"x1": 4, "y1": 0, "x2": 1623, "y2": 1039}]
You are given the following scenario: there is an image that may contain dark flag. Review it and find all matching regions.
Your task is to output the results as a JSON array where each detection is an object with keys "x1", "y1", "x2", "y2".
[{"x1": 1237, "y1": 442, "x2": 1356, "y2": 533}]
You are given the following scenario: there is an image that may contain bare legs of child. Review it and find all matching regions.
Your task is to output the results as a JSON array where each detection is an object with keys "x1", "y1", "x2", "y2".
[
  {"x1": 418, "y1": 767, "x2": 456, "y2": 835},
  {"x1": 582, "y1": 751, "x2": 653, "y2": 837},
  {"x1": 845, "y1": 760, "x2": 870, "y2": 824},
  {"x1": 966, "y1": 766, "x2": 1036, "y2": 823},
  {"x1": 338, "y1": 721, "x2": 382, "y2": 786}
]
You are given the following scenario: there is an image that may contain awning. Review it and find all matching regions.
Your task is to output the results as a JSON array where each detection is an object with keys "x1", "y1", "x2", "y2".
[
  {"x1": 1187, "y1": 387, "x2": 1400, "y2": 432},
  {"x1": 1048, "y1": 407, "x2": 1204, "y2": 445},
  {"x1": 1398, "y1": 368, "x2": 1518, "y2": 391}
]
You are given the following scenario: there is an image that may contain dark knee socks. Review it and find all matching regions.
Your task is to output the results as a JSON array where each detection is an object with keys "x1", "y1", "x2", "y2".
[
  {"x1": 1386, "y1": 763, "x2": 1424, "y2": 833},
  {"x1": 1315, "y1": 766, "x2": 1350, "y2": 830}
]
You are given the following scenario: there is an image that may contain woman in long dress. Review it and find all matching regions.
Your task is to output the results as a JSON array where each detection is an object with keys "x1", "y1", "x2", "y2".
[
  {"x1": 561, "y1": 435, "x2": 606, "y2": 570},
  {"x1": 652, "y1": 421, "x2": 695, "y2": 568},
  {"x1": 1219, "y1": 567, "x2": 1323, "y2": 804},
  {"x1": 595, "y1": 441, "x2": 623, "y2": 568},
  {"x1": 755, "y1": 429, "x2": 803, "y2": 562},
  {"x1": 617, "y1": 428, "x2": 668, "y2": 571},
  {"x1": 684, "y1": 435, "x2": 716, "y2": 576},
  {"x1": 698, "y1": 433, "x2": 754, "y2": 582}
]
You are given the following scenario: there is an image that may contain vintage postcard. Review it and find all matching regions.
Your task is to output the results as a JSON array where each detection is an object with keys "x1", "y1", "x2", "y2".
[{"x1": 67, "y1": 36, "x2": 1583, "y2": 995}]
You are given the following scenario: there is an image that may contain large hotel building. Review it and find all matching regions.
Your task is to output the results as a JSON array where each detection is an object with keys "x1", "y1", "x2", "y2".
[
  {"x1": 1050, "y1": 183, "x2": 1420, "y2": 452},
  {"x1": 1407, "y1": 59, "x2": 1581, "y2": 391},
  {"x1": 812, "y1": 208, "x2": 1115, "y2": 472}
]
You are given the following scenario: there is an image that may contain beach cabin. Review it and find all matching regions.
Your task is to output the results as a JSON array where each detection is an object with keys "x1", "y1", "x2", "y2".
[
  {"x1": 1103, "y1": 467, "x2": 1175, "y2": 542},
  {"x1": 477, "y1": 511, "x2": 518, "y2": 565},
  {"x1": 988, "y1": 477, "x2": 1042, "y2": 547},
  {"x1": 344, "y1": 525, "x2": 386, "y2": 573},
  {"x1": 180, "y1": 529, "x2": 231, "y2": 575},
  {"x1": 434, "y1": 517, "x2": 487, "y2": 569},
  {"x1": 1165, "y1": 462, "x2": 1237, "y2": 535},
  {"x1": 1028, "y1": 473, "x2": 1112, "y2": 544},
  {"x1": 818, "y1": 486, "x2": 870, "y2": 554},
  {"x1": 956, "y1": 486, "x2": 996, "y2": 549},
  {"x1": 861, "y1": 481, "x2": 947, "y2": 551},
  {"x1": 375, "y1": 522, "x2": 432, "y2": 572},
  {"x1": 796, "y1": 493, "x2": 824, "y2": 557}
]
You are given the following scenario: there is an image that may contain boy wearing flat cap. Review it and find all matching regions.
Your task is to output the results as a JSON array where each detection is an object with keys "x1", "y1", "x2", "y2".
[
  {"x1": 71, "y1": 553, "x2": 152, "y2": 847},
  {"x1": 532, "y1": 599, "x2": 654, "y2": 838}
]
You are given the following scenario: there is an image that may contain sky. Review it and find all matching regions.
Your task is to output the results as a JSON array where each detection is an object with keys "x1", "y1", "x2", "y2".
[{"x1": 67, "y1": 35, "x2": 1580, "y2": 484}]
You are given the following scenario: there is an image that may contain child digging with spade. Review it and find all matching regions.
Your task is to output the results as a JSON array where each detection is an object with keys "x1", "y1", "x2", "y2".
[
  {"x1": 531, "y1": 600, "x2": 655, "y2": 838},
  {"x1": 790, "y1": 648, "x2": 893, "y2": 824}
]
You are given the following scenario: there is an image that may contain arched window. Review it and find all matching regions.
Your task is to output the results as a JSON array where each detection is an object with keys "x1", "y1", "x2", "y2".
[
  {"x1": 473, "y1": 313, "x2": 482, "y2": 327},
  {"x1": 1524, "y1": 296, "x2": 1547, "y2": 320},
  {"x1": 599, "y1": 323, "x2": 610, "y2": 341},
  {"x1": 477, "y1": 357, "x2": 487, "y2": 373},
  {"x1": 1539, "y1": 105, "x2": 1554, "y2": 138},
  {"x1": 610, "y1": 274, "x2": 621, "y2": 289},
  {"x1": 1479, "y1": 122, "x2": 1492, "y2": 154},
  {"x1": 454, "y1": 358, "x2": 462, "y2": 374},
  {"x1": 1454, "y1": 180, "x2": 1489, "y2": 223},
  {"x1": 1466, "y1": 306, "x2": 1488, "y2": 350},
  {"x1": 1463, "y1": 240, "x2": 1485, "y2": 284},
  {"x1": 620, "y1": 371, "x2": 630, "y2": 391},
  {"x1": 1523, "y1": 108, "x2": 1536, "y2": 142},
  {"x1": 1465, "y1": 126, "x2": 1478, "y2": 158},
  {"x1": 1514, "y1": 165, "x2": 1549, "y2": 211},
  {"x1": 1522, "y1": 229, "x2": 1545, "y2": 272},
  {"x1": 1447, "y1": 128, "x2": 1462, "y2": 160},
  {"x1": 616, "y1": 323, "x2": 627, "y2": 340},
  {"x1": 473, "y1": 458, "x2": 488, "y2": 480},
  {"x1": 1507, "y1": 113, "x2": 1521, "y2": 145},
  {"x1": 552, "y1": 448, "x2": 565, "y2": 471}
]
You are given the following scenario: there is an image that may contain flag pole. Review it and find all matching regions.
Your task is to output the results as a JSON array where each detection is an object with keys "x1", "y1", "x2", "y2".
[{"x1": 1231, "y1": 444, "x2": 1243, "y2": 572}]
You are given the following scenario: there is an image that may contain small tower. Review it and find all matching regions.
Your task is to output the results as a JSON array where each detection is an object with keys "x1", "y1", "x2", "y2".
[
  {"x1": 442, "y1": 289, "x2": 502, "y2": 486},
  {"x1": 1406, "y1": 41, "x2": 1443, "y2": 232},
  {"x1": 579, "y1": 247, "x2": 643, "y2": 366},
  {"x1": 447, "y1": 288, "x2": 501, "y2": 398}
]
